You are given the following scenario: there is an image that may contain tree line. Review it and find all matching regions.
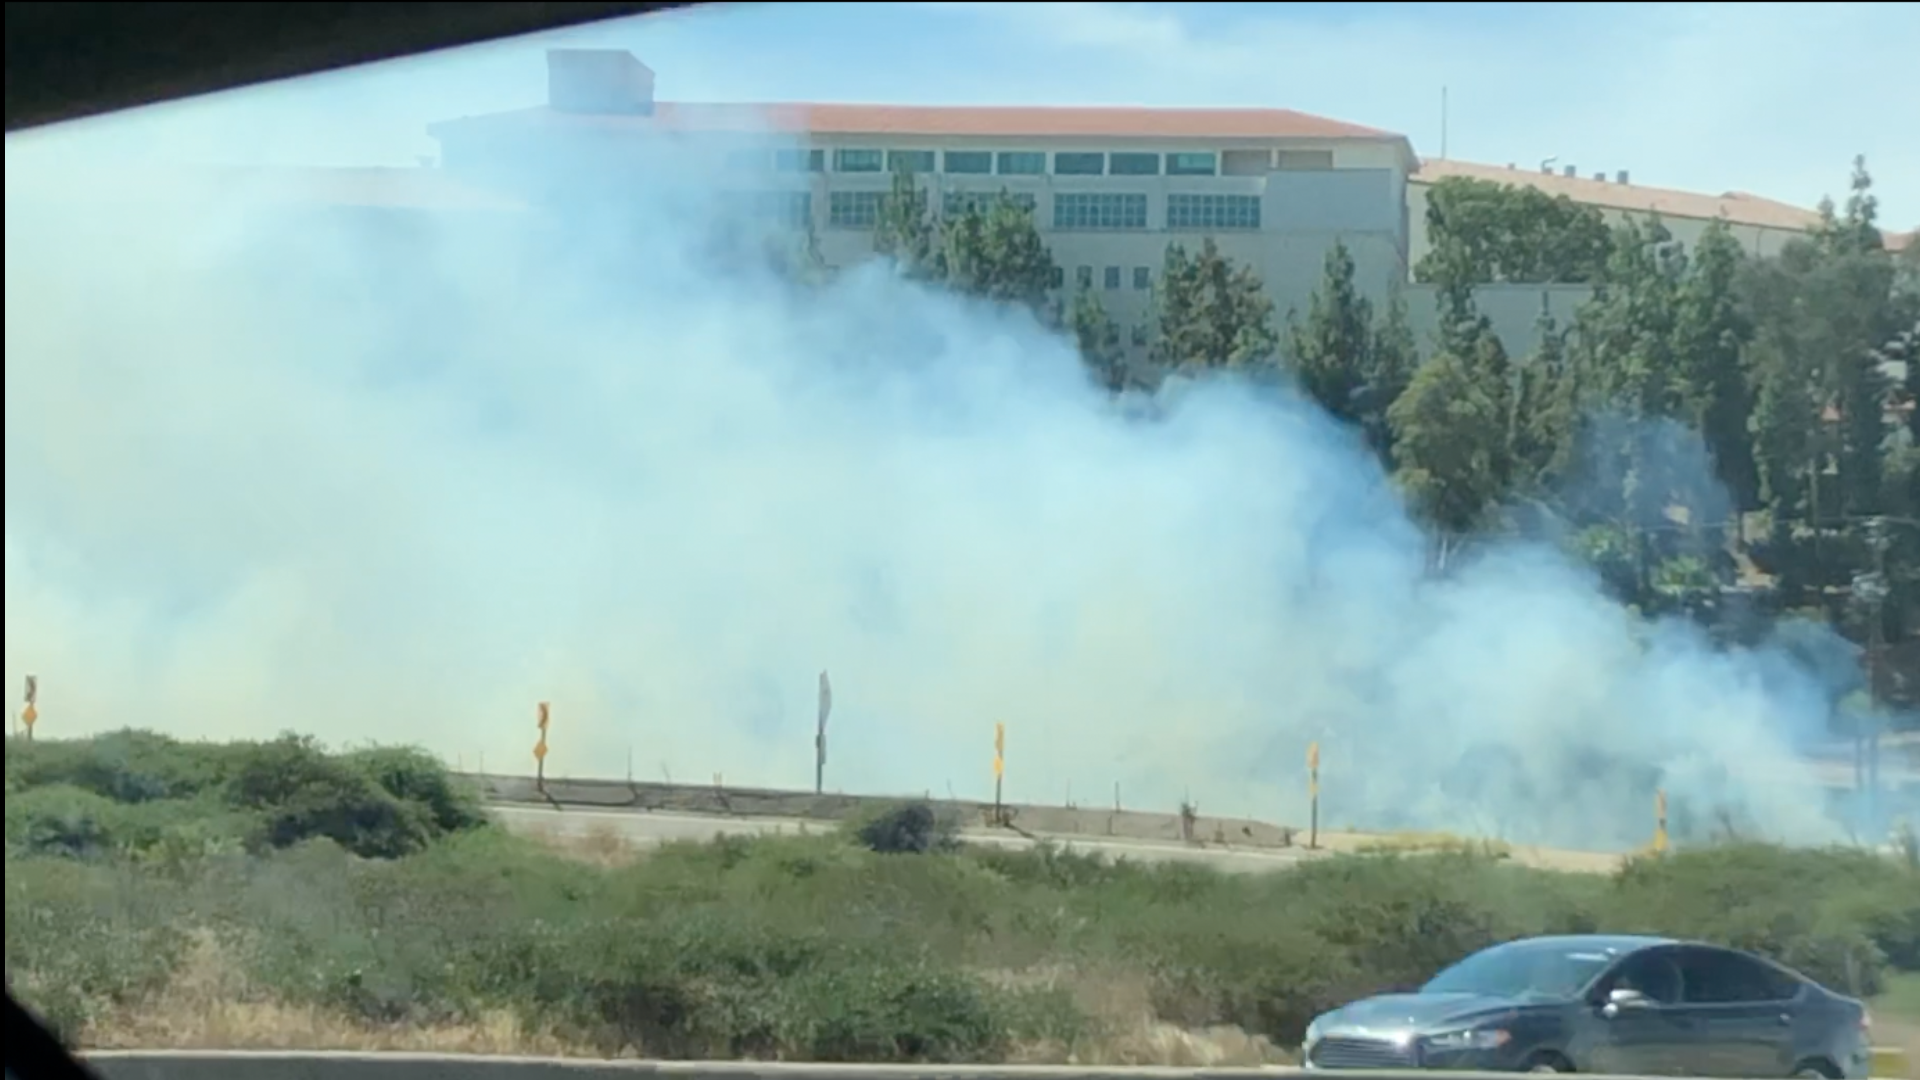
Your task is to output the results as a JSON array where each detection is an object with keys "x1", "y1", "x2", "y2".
[{"x1": 773, "y1": 163, "x2": 1920, "y2": 718}]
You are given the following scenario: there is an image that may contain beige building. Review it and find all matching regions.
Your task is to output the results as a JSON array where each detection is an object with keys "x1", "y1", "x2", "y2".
[
  {"x1": 1409, "y1": 157, "x2": 1828, "y2": 268},
  {"x1": 215, "y1": 48, "x2": 1880, "y2": 365},
  {"x1": 1402, "y1": 159, "x2": 1835, "y2": 357},
  {"x1": 427, "y1": 49, "x2": 1419, "y2": 356}
]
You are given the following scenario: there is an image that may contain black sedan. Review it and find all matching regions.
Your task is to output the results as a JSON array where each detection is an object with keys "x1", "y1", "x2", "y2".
[{"x1": 1300, "y1": 933, "x2": 1874, "y2": 1076}]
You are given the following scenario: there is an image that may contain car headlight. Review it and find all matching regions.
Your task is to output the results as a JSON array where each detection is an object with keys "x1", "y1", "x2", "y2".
[{"x1": 1423, "y1": 1027, "x2": 1511, "y2": 1051}]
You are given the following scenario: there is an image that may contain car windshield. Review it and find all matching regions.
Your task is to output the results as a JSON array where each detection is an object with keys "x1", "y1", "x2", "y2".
[{"x1": 1422, "y1": 941, "x2": 1619, "y2": 1000}]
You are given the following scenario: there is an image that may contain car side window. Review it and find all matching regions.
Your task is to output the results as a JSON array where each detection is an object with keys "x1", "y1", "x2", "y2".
[
  {"x1": 1675, "y1": 947, "x2": 1798, "y2": 1004},
  {"x1": 1603, "y1": 949, "x2": 1683, "y2": 1005}
]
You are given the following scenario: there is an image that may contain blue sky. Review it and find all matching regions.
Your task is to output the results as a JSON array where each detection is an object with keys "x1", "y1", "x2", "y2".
[{"x1": 15, "y1": 1, "x2": 1920, "y2": 226}]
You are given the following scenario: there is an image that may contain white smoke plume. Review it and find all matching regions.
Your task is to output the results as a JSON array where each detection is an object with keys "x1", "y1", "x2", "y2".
[{"x1": 3, "y1": 91, "x2": 1853, "y2": 853}]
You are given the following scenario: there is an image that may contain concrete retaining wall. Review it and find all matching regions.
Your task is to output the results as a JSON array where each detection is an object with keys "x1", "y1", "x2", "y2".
[{"x1": 466, "y1": 773, "x2": 1303, "y2": 852}]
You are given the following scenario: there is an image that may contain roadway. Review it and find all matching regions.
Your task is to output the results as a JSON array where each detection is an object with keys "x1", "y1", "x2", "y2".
[{"x1": 490, "y1": 804, "x2": 1324, "y2": 874}]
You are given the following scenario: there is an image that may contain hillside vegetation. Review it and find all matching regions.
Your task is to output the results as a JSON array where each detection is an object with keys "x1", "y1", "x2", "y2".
[{"x1": 7, "y1": 731, "x2": 1918, "y2": 1062}]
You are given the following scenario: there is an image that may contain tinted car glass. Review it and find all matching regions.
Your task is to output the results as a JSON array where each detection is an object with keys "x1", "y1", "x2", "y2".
[
  {"x1": 1676, "y1": 947, "x2": 1801, "y2": 1004},
  {"x1": 1603, "y1": 948, "x2": 1684, "y2": 1004},
  {"x1": 1423, "y1": 940, "x2": 1619, "y2": 999}
]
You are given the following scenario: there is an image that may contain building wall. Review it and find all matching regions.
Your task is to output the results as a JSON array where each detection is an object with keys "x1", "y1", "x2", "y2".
[
  {"x1": 434, "y1": 125, "x2": 1418, "y2": 363},
  {"x1": 1405, "y1": 178, "x2": 1813, "y2": 276},
  {"x1": 1402, "y1": 281, "x2": 1593, "y2": 362}
]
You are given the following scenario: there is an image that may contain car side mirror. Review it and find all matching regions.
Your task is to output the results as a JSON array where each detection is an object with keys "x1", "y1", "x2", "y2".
[{"x1": 1601, "y1": 988, "x2": 1649, "y2": 1019}]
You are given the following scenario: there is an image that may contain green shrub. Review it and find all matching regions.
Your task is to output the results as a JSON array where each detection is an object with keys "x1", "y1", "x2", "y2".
[
  {"x1": 4, "y1": 856, "x2": 191, "y2": 1044},
  {"x1": 9, "y1": 732, "x2": 1920, "y2": 1059},
  {"x1": 848, "y1": 801, "x2": 960, "y2": 855},
  {"x1": 1610, "y1": 844, "x2": 1920, "y2": 994},
  {"x1": 341, "y1": 745, "x2": 488, "y2": 834}
]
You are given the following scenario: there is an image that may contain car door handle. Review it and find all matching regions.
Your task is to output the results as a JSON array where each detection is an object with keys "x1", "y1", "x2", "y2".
[{"x1": 1775, "y1": 1013, "x2": 1792, "y2": 1027}]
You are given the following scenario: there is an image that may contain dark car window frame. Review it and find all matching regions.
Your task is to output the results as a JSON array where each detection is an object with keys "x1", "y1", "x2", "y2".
[
  {"x1": 1672, "y1": 945, "x2": 1804, "y2": 1006},
  {"x1": 1589, "y1": 945, "x2": 1687, "y2": 1006}
]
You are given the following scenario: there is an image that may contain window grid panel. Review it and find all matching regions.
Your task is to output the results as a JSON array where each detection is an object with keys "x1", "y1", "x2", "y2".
[
  {"x1": 943, "y1": 151, "x2": 994, "y2": 175},
  {"x1": 1103, "y1": 266, "x2": 1121, "y2": 290},
  {"x1": 1053, "y1": 192, "x2": 1148, "y2": 231},
  {"x1": 941, "y1": 191, "x2": 1038, "y2": 217},
  {"x1": 1053, "y1": 152, "x2": 1106, "y2": 176},
  {"x1": 834, "y1": 148, "x2": 883, "y2": 173},
  {"x1": 1167, "y1": 152, "x2": 1218, "y2": 177},
  {"x1": 829, "y1": 191, "x2": 886, "y2": 229},
  {"x1": 888, "y1": 149, "x2": 936, "y2": 174},
  {"x1": 1166, "y1": 193, "x2": 1261, "y2": 230},
  {"x1": 997, "y1": 151, "x2": 1046, "y2": 176}
]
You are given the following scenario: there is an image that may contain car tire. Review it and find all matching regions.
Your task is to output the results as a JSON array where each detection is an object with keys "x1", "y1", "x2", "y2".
[{"x1": 1524, "y1": 1058, "x2": 1570, "y2": 1074}]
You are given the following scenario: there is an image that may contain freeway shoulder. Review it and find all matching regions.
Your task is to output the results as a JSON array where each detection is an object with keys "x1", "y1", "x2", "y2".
[{"x1": 79, "y1": 1050, "x2": 1667, "y2": 1080}]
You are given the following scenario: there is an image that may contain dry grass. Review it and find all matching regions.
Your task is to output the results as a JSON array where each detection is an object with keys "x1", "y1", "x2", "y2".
[
  {"x1": 985, "y1": 965, "x2": 1292, "y2": 1067},
  {"x1": 80, "y1": 931, "x2": 1288, "y2": 1066},
  {"x1": 82, "y1": 932, "x2": 601, "y2": 1056},
  {"x1": 520, "y1": 820, "x2": 648, "y2": 868}
]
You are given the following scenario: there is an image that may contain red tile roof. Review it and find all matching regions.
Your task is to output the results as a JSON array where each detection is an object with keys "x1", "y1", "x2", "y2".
[
  {"x1": 429, "y1": 102, "x2": 1402, "y2": 142},
  {"x1": 1413, "y1": 157, "x2": 1824, "y2": 233}
]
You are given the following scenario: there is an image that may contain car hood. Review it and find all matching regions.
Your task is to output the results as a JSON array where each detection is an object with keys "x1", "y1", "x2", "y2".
[{"x1": 1316, "y1": 992, "x2": 1528, "y2": 1035}]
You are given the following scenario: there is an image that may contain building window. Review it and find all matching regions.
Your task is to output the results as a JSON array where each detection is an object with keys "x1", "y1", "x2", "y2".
[
  {"x1": 997, "y1": 151, "x2": 1046, "y2": 176},
  {"x1": 727, "y1": 191, "x2": 813, "y2": 229},
  {"x1": 1110, "y1": 152, "x2": 1160, "y2": 176},
  {"x1": 1054, "y1": 192, "x2": 1148, "y2": 231},
  {"x1": 1167, "y1": 151, "x2": 1218, "y2": 177},
  {"x1": 1076, "y1": 265, "x2": 1093, "y2": 289},
  {"x1": 1054, "y1": 152, "x2": 1106, "y2": 176},
  {"x1": 1222, "y1": 149, "x2": 1272, "y2": 176},
  {"x1": 888, "y1": 149, "x2": 936, "y2": 174},
  {"x1": 943, "y1": 150, "x2": 993, "y2": 175},
  {"x1": 1048, "y1": 265, "x2": 1065, "y2": 289},
  {"x1": 1131, "y1": 324, "x2": 1149, "y2": 346},
  {"x1": 829, "y1": 190, "x2": 886, "y2": 229},
  {"x1": 942, "y1": 191, "x2": 1037, "y2": 217},
  {"x1": 1133, "y1": 266, "x2": 1151, "y2": 290},
  {"x1": 1167, "y1": 192, "x2": 1261, "y2": 230},
  {"x1": 1103, "y1": 266, "x2": 1121, "y2": 290},
  {"x1": 1277, "y1": 149, "x2": 1335, "y2": 170},
  {"x1": 834, "y1": 148, "x2": 884, "y2": 173},
  {"x1": 775, "y1": 148, "x2": 825, "y2": 173}
]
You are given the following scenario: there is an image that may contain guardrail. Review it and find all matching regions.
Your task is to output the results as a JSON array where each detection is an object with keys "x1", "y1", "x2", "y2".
[{"x1": 80, "y1": 1051, "x2": 1670, "y2": 1080}]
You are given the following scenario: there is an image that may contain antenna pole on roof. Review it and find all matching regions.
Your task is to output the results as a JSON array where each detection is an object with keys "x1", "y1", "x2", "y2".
[{"x1": 1440, "y1": 86, "x2": 1448, "y2": 160}]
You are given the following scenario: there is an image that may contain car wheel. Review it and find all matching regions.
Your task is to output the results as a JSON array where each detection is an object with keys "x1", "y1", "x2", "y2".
[{"x1": 1524, "y1": 1059, "x2": 1570, "y2": 1074}]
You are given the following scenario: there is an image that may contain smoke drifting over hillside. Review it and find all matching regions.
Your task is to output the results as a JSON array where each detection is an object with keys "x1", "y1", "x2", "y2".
[{"x1": 3, "y1": 105, "x2": 1854, "y2": 852}]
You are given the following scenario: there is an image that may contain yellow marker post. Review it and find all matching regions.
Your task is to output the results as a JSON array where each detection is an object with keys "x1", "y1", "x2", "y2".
[
  {"x1": 21, "y1": 674, "x2": 39, "y2": 741},
  {"x1": 993, "y1": 723, "x2": 1006, "y2": 826},
  {"x1": 1307, "y1": 742, "x2": 1321, "y2": 850},
  {"x1": 534, "y1": 701, "x2": 551, "y2": 791},
  {"x1": 1652, "y1": 789, "x2": 1669, "y2": 854}
]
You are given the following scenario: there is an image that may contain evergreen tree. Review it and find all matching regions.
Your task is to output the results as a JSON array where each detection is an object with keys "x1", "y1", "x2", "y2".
[{"x1": 1149, "y1": 238, "x2": 1278, "y2": 373}]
